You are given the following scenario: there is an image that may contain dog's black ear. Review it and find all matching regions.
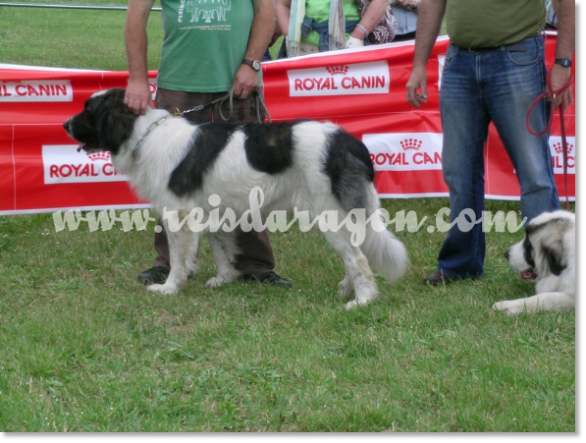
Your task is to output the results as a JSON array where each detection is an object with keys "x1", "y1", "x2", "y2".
[
  {"x1": 96, "y1": 89, "x2": 137, "y2": 153},
  {"x1": 543, "y1": 245, "x2": 566, "y2": 276},
  {"x1": 532, "y1": 217, "x2": 570, "y2": 277}
]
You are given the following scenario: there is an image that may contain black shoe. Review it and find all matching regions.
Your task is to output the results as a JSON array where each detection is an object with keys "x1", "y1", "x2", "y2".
[
  {"x1": 421, "y1": 271, "x2": 456, "y2": 286},
  {"x1": 137, "y1": 266, "x2": 170, "y2": 285},
  {"x1": 244, "y1": 271, "x2": 292, "y2": 287}
]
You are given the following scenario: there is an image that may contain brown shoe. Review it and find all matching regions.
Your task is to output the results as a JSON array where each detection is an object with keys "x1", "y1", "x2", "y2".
[{"x1": 422, "y1": 271, "x2": 456, "y2": 286}]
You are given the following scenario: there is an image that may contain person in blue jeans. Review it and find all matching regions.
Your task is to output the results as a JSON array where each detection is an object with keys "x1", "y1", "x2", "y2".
[{"x1": 405, "y1": 0, "x2": 574, "y2": 285}]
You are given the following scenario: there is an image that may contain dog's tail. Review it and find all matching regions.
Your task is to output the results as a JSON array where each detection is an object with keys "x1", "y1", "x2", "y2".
[{"x1": 360, "y1": 187, "x2": 409, "y2": 282}]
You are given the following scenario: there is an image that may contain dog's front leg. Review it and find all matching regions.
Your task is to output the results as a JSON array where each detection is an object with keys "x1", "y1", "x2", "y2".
[
  {"x1": 148, "y1": 228, "x2": 199, "y2": 295},
  {"x1": 493, "y1": 292, "x2": 574, "y2": 315}
]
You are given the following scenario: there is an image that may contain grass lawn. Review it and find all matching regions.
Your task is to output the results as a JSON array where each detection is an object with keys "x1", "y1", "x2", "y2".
[{"x1": 0, "y1": 0, "x2": 576, "y2": 433}]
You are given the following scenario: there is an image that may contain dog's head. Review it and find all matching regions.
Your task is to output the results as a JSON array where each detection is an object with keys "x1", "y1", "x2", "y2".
[
  {"x1": 63, "y1": 88, "x2": 137, "y2": 155},
  {"x1": 505, "y1": 210, "x2": 574, "y2": 280}
]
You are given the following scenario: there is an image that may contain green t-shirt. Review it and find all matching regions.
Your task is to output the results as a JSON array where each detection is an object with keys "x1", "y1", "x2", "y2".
[
  {"x1": 446, "y1": 0, "x2": 546, "y2": 49},
  {"x1": 301, "y1": 0, "x2": 361, "y2": 47},
  {"x1": 157, "y1": 0, "x2": 258, "y2": 93}
]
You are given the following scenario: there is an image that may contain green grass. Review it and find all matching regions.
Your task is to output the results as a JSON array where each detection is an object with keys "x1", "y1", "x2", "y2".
[{"x1": 0, "y1": 1, "x2": 576, "y2": 432}]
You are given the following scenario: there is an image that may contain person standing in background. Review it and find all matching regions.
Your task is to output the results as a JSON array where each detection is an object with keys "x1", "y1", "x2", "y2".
[
  {"x1": 391, "y1": 0, "x2": 419, "y2": 41},
  {"x1": 275, "y1": 0, "x2": 391, "y2": 56}
]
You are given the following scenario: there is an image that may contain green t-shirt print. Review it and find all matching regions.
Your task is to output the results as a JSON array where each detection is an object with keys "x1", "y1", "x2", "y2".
[{"x1": 158, "y1": 0, "x2": 260, "y2": 93}]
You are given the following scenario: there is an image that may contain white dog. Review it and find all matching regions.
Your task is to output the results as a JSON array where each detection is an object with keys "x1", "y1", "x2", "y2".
[
  {"x1": 493, "y1": 210, "x2": 575, "y2": 315},
  {"x1": 63, "y1": 88, "x2": 409, "y2": 309}
]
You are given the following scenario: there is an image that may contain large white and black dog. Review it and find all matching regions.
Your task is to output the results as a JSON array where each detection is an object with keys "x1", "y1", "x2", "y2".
[
  {"x1": 64, "y1": 88, "x2": 408, "y2": 309},
  {"x1": 493, "y1": 210, "x2": 575, "y2": 315}
]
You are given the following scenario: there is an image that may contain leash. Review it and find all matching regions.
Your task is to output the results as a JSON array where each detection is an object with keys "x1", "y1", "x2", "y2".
[
  {"x1": 178, "y1": 89, "x2": 272, "y2": 123},
  {"x1": 132, "y1": 89, "x2": 272, "y2": 157},
  {"x1": 525, "y1": 70, "x2": 573, "y2": 210}
]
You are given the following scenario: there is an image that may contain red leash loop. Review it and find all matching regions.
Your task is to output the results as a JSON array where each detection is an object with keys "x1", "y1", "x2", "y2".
[{"x1": 525, "y1": 70, "x2": 573, "y2": 210}]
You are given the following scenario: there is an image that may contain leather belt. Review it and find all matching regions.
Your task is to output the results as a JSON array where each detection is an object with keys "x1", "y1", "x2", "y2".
[{"x1": 466, "y1": 43, "x2": 527, "y2": 53}]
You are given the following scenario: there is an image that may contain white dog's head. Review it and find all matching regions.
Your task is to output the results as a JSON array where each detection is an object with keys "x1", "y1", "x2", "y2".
[{"x1": 505, "y1": 210, "x2": 575, "y2": 281}]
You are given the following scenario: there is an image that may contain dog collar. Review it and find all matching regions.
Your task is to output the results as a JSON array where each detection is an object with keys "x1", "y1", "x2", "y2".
[{"x1": 132, "y1": 114, "x2": 175, "y2": 159}]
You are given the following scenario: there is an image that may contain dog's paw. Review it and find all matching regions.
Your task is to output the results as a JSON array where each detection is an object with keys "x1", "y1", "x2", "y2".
[
  {"x1": 205, "y1": 276, "x2": 226, "y2": 288},
  {"x1": 147, "y1": 283, "x2": 178, "y2": 295},
  {"x1": 344, "y1": 299, "x2": 371, "y2": 310},
  {"x1": 492, "y1": 300, "x2": 525, "y2": 315},
  {"x1": 337, "y1": 278, "x2": 354, "y2": 299}
]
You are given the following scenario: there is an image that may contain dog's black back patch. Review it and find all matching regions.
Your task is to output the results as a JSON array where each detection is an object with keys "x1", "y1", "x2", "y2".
[
  {"x1": 321, "y1": 129, "x2": 375, "y2": 211},
  {"x1": 242, "y1": 122, "x2": 296, "y2": 174},
  {"x1": 168, "y1": 123, "x2": 236, "y2": 196}
]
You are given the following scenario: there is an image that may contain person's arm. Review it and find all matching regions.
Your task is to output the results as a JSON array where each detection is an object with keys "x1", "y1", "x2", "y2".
[
  {"x1": 405, "y1": 0, "x2": 446, "y2": 108},
  {"x1": 349, "y1": 0, "x2": 388, "y2": 41},
  {"x1": 275, "y1": 0, "x2": 291, "y2": 37},
  {"x1": 548, "y1": 0, "x2": 574, "y2": 110},
  {"x1": 124, "y1": 0, "x2": 154, "y2": 115},
  {"x1": 232, "y1": 0, "x2": 276, "y2": 99}
]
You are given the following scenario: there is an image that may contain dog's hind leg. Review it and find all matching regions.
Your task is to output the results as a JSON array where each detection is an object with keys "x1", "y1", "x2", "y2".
[
  {"x1": 206, "y1": 232, "x2": 242, "y2": 287},
  {"x1": 148, "y1": 229, "x2": 199, "y2": 295},
  {"x1": 322, "y1": 231, "x2": 378, "y2": 309}
]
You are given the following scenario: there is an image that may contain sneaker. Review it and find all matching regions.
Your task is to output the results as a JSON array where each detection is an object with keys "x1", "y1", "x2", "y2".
[
  {"x1": 137, "y1": 266, "x2": 170, "y2": 285},
  {"x1": 244, "y1": 271, "x2": 292, "y2": 287}
]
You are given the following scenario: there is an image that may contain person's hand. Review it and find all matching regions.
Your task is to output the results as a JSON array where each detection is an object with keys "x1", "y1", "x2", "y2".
[
  {"x1": 395, "y1": 0, "x2": 419, "y2": 9},
  {"x1": 124, "y1": 77, "x2": 153, "y2": 115},
  {"x1": 547, "y1": 63, "x2": 573, "y2": 112},
  {"x1": 405, "y1": 66, "x2": 428, "y2": 108},
  {"x1": 345, "y1": 36, "x2": 365, "y2": 49},
  {"x1": 232, "y1": 64, "x2": 259, "y2": 100}
]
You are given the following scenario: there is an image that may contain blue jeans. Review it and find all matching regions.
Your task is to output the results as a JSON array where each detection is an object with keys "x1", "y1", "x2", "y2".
[{"x1": 437, "y1": 35, "x2": 560, "y2": 279}]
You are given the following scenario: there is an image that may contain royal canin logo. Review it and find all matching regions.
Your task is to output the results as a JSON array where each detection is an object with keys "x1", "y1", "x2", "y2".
[
  {"x1": 288, "y1": 61, "x2": 390, "y2": 97},
  {"x1": 0, "y1": 80, "x2": 73, "y2": 102},
  {"x1": 400, "y1": 138, "x2": 423, "y2": 151},
  {"x1": 42, "y1": 145, "x2": 127, "y2": 184},
  {"x1": 362, "y1": 133, "x2": 444, "y2": 171},
  {"x1": 553, "y1": 141, "x2": 573, "y2": 154},
  {"x1": 86, "y1": 151, "x2": 112, "y2": 162},
  {"x1": 549, "y1": 137, "x2": 575, "y2": 173},
  {"x1": 325, "y1": 65, "x2": 349, "y2": 75}
]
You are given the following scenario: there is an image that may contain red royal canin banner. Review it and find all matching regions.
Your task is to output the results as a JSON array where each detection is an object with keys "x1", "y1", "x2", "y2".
[{"x1": 0, "y1": 33, "x2": 575, "y2": 215}]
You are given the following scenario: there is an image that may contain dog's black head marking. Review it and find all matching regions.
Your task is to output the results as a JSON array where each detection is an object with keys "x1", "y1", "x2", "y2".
[
  {"x1": 525, "y1": 216, "x2": 570, "y2": 278},
  {"x1": 64, "y1": 88, "x2": 137, "y2": 155}
]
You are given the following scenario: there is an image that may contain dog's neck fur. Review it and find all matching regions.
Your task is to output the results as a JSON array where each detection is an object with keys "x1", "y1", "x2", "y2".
[{"x1": 111, "y1": 107, "x2": 197, "y2": 206}]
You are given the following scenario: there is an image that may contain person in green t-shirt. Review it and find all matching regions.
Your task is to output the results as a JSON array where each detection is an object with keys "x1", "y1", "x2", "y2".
[
  {"x1": 124, "y1": 0, "x2": 292, "y2": 288},
  {"x1": 405, "y1": 0, "x2": 574, "y2": 287}
]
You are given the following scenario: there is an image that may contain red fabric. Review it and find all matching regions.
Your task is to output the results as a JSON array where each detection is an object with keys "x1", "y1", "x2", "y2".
[{"x1": 0, "y1": 34, "x2": 574, "y2": 214}]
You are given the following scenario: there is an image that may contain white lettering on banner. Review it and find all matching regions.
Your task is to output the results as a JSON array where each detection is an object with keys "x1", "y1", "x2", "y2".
[
  {"x1": 549, "y1": 136, "x2": 576, "y2": 174},
  {"x1": 0, "y1": 80, "x2": 73, "y2": 102},
  {"x1": 363, "y1": 133, "x2": 444, "y2": 171},
  {"x1": 42, "y1": 145, "x2": 128, "y2": 184},
  {"x1": 288, "y1": 61, "x2": 389, "y2": 97}
]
